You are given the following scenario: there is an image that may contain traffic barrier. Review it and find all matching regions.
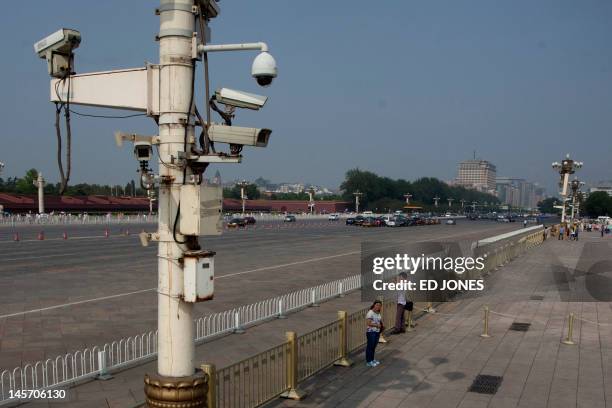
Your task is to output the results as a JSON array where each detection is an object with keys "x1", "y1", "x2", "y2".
[
  {"x1": 104, "y1": 229, "x2": 109, "y2": 238},
  {"x1": 13, "y1": 232, "x2": 19, "y2": 241},
  {"x1": 62, "y1": 232, "x2": 68, "y2": 240},
  {"x1": 37, "y1": 231, "x2": 44, "y2": 240}
]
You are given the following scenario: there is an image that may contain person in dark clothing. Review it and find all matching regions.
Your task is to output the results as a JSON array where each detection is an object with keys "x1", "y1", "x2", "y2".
[{"x1": 389, "y1": 272, "x2": 409, "y2": 334}]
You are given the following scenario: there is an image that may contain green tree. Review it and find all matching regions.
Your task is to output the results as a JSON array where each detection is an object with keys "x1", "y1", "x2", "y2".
[
  {"x1": 584, "y1": 191, "x2": 612, "y2": 217},
  {"x1": 224, "y1": 183, "x2": 261, "y2": 200},
  {"x1": 15, "y1": 169, "x2": 38, "y2": 194},
  {"x1": 537, "y1": 197, "x2": 560, "y2": 214}
]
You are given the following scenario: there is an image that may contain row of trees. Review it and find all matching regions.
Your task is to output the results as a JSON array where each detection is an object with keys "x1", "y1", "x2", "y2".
[
  {"x1": 538, "y1": 192, "x2": 612, "y2": 218},
  {"x1": 339, "y1": 169, "x2": 499, "y2": 212},
  {"x1": 0, "y1": 169, "x2": 146, "y2": 197},
  {"x1": 222, "y1": 183, "x2": 341, "y2": 201}
]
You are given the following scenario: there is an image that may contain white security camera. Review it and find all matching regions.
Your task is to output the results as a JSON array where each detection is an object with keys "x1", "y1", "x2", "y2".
[
  {"x1": 134, "y1": 141, "x2": 153, "y2": 161},
  {"x1": 251, "y1": 52, "x2": 277, "y2": 87},
  {"x1": 34, "y1": 28, "x2": 81, "y2": 78},
  {"x1": 208, "y1": 124, "x2": 271, "y2": 148},
  {"x1": 214, "y1": 88, "x2": 268, "y2": 110}
]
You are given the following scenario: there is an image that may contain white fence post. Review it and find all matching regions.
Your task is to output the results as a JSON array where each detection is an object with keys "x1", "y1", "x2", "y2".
[
  {"x1": 278, "y1": 299, "x2": 287, "y2": 319},
  {"x1": 96, "y1": 351, "x2": 112, "y2": 380},
  {"x1": 310, "y1": 289, "x2": 319, "y2": 307},
  {"x1": 233, "y1": 312, "x2": 245, "y2": 334}
]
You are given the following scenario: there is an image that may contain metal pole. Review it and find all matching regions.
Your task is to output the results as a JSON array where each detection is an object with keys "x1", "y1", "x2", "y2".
[
  {"x1": 34, "y1": 172, "x2": 45, "y2": 214},
  {"x1": 155, "y1": 0, "x2": 196, "y2": 379},
  {"x1": 144, "y1": 1, "x2": 207, "y2": 405}
]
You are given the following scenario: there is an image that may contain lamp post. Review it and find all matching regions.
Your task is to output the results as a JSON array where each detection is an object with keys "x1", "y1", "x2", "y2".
[
  {"x1": 404, "y1": 193, "x2": 412, "y2": 206},
  {"x1": 238, "y1": 180, "x2": 249, "y2": 216},
  {"x1": 569, "y1": 179, "x2": 584, "y2": 223},
  {"x1": 33, "y1": 172, "x2": 46, "y2": 214},
  {"x1": 447, "y1": 198, "x2": 454, "y2": 209},
  {"x1": 353, "y1": 191, "x2": 363, "y2": 214},
  {"x1": 552, "y1": 154, "x2": 583, "y2": 223},
  {"x1": 433, "y1": 196, "x2": 440, "y2": 208},
  {"x1": 308, "y1": 187, "x2": 316, "y2": 214}
]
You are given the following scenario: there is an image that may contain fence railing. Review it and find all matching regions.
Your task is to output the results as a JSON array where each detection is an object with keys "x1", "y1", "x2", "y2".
[
  {"x1": 203, "y1": 298, "x2": 396, "y2": 408},
  {"x1": 0, "y1": 214, "x2": 156, "y2": 227},
  {"x1": 0, "y1": 275, "x2": 361, "y2": 405},
  {"x1": 0, "y1": 226, "x2": 545, "y2": 405}
]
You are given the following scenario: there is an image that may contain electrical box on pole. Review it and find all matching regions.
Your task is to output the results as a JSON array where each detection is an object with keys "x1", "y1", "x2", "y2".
[
  {"x1": 179, "y1": 184, "x2": 223, "y2": 236},
  {"x1": 183, "y1": 251, "x2": 215, "y2": 302}
]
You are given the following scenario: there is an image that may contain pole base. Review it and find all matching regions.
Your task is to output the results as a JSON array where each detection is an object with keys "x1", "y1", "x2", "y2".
[
  {"x1": 280, "y1": 387, "x2": 306, "y2": 400},
  {"x1": 334, "y1": 357, "x2": 354, "y2": 367},
  {"x1": 561, "y1": 339, "x2": 575, "y2": 345},
  {"x1": 144, "y1": 372, "x2": 207, "y2": 408}
]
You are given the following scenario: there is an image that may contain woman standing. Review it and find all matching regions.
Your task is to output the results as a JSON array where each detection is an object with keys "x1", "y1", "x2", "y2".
[{"x1": 365, "y1": 300, "x2": 383, "y2": 367}]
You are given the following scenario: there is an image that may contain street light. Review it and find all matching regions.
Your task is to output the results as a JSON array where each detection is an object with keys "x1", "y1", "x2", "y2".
[
  {"x1": 237, "y1": 180, "x2": 249, "y2": 216},
  {"x1": 308, "y1": 187, "x2": 316, "y2": 214},
  {"x1": 353, "y1": 191, "x2": 363, "y2": 214},
  {"x1": 552, "y1": 154, "x2": 583, "y2": 223}
]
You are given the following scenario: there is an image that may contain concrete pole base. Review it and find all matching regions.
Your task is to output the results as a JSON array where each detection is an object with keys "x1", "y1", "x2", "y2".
[{"x1": 144, "y1": 372, "x2": 208, "y2": 408}]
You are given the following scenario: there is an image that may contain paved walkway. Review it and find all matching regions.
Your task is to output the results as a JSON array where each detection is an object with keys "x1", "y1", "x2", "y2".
[{"x1": 268, "y1": 232, "x2": 612, "y2": 408}]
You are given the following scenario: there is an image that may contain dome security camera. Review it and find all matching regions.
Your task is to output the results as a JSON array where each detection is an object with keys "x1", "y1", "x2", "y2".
[{"x1": 251, "y1": 51, "x2": 277, "y2": 87}]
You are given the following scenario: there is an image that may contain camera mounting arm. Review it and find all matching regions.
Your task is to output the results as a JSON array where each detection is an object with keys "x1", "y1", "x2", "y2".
[{"x1": 197, "y1": 42, "x2": 269, "y2": 53}]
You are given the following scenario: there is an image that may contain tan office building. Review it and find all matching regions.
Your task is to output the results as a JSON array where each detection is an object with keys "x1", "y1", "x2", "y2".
[{"x1": 455, "y1": 160, "x2": 497, "y2": 194}]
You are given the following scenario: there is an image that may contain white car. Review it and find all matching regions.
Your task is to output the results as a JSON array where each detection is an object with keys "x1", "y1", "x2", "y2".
[
  {"x1": 446, "y1": 219, "x2": 456, "y2": 225},
  {"x1": 328, "y1": 214, "x2": 340, "y2": 221}
]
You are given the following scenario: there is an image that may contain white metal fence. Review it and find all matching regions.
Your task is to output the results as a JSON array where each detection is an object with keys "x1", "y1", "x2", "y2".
[
  {"x1": 0, "y1": 213, "x2": 156, "y2": 227},
  {"x1": 0, "y1": 275, "x2": 360, "y2": 405}
]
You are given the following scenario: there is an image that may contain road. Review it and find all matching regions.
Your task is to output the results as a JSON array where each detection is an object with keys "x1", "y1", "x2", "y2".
[{"x1": 0, "y1": 219, "x2": 524, "y2": 370}]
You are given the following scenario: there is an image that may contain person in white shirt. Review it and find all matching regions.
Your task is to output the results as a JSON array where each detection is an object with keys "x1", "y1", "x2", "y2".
[{"x1": 365, "y1": 300, "x2": 383, "y2": 367}]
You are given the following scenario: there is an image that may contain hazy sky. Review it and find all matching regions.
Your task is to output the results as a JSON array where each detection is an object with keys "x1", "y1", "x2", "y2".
[{"x1": 1, "y1": 1, "x2": 611, "y2": 193}]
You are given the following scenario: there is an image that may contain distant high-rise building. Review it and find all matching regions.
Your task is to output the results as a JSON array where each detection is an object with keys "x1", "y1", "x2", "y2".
[
  {"x1": 590, "y1": 181, "x2": 612, "y2": 197},
  {"x1": 456, "y1": 159, "x2": 497, "y2": 194},
  {"x1": 496, "y1": 177, "x2": 542, "y2": 209}
]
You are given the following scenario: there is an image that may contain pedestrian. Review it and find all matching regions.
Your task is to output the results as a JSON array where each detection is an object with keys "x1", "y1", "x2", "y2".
[
  {"x1": 602, "y1": 226, "x2": 605, "y2": 238},
  {"x1": 574, "y1": 225, "x2": 579, "y2": 241},
  {"x1": 390, "y1": 272, "x2": 409, "y2": 334},
  {"x1": 365, "y1": 300, "x2": 383, "y2": 367},
  {"x1": 523, "y1": 219, "x2": 528, "y2": 228},
  {"x1": 559, "y1": 225, "x2": 565, "y2": 240}
]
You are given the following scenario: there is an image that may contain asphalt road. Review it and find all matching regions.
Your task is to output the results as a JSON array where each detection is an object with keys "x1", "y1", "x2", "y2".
[{"x1": 0, "y1": 219, "x2": 524, "y2": 369}]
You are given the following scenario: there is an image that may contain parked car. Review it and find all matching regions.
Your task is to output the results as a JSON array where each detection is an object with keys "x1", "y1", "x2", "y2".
[
  {"x1": 345, "y1": 217, "x2": 356, "y2": 225},
  {"x1": 284, "y1": 215, "x2": 297, "y2": 222},
  {"x1": 244, "y1": 216, "x2": 256, "y2": 224},
  {"x1": 228, "y1": 218, "x2": 247, "y2": 228},
  {"x1": 328, "y1": 213, "x2": 340, "y2": 221},
  {"x1": 362, "y1": 217, "x2": 377, "y2": 227},
  {"x1": 353, "y1": 215, "x2": 366, "y2": 226},
  {"x1": 374, "y1": 217, "x2": 386, "y2": 227},
  {"x1": 446, "y1": 219, "x2": 456, "y2": 225}
]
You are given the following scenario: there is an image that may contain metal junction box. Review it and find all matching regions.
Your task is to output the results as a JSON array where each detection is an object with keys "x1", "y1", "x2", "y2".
[
  {"x1": 183, "y1": 251, "x2": 215, "y2": 302},
  {"x1": 179, "y1": 184, "x2": 223, "y2": 236}
]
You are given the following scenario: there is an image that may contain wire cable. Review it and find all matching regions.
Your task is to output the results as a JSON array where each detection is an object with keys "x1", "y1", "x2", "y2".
[{"x1": 68, "y1": 110, "x2": 147, "y2": 119}]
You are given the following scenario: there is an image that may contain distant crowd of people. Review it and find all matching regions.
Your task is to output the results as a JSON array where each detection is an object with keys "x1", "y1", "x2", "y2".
[{"x1": 550, "y1": 220, "x2": 610, "y2": 241}]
